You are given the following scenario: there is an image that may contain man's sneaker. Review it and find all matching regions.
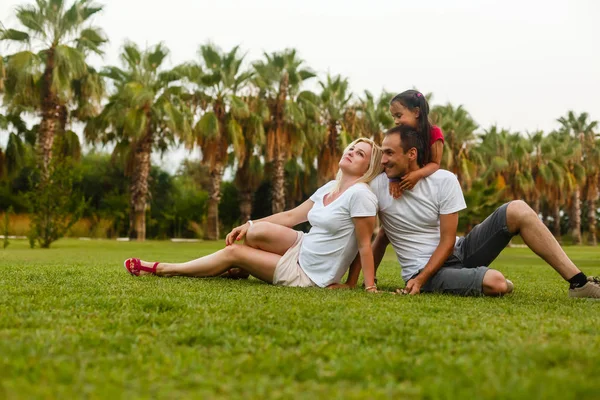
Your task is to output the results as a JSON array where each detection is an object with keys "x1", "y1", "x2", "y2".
[
  {"x1": 569, "y1": 276, "x2": 600, "y2": 299},
  {"x1": 506, "y1": 279, "x2": 514, "y2": 294}
]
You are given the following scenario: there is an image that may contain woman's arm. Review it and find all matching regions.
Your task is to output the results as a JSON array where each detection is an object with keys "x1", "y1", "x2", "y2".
[
  {"x1": 254, "y1": 198, "x2": 314, "y2": 227},
  {"x1": 225, "y1": 199, "x2": 314, "y2": 245},
  {"x1": 352, "y1": 215, "x2": 378, "y2": 291}
]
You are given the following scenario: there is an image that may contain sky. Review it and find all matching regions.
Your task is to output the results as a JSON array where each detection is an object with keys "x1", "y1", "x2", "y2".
[{"x1": 1, "y1": 0, "x2": 599, "y2": 173}]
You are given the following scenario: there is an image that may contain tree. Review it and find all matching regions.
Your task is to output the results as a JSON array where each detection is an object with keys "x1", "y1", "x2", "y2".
[
  {"x1": 431, "y1": 103, "x2": 478, "y2": 189},
  {"x1": 475, "y1": 126, "x2": 535, "y2": 204},
  {"x1": 180, "y1": 43, "x2": 252, "y2": 240},
  {"x1": 0, "y1": 113, "x2": 33, "y2": 180},
  {"x1": 557, "y1": 111, "x2": 598, "y2": 244},
  {"x1": 252, "y1": 49, "x2": 318, "y2": 213},
  {"x1": 316, "y1": 74, "x2": 356, "y2": 186},
  {"x1": 234, "y1": 95, "x2": 267, "y2": 223},
  {"x1": 85, "y1": 42, "x2": 192, "y2": 240},
  {"x1": 1, "y1": 0, "x2": 106, "y2": 179},
  {"x1": 356, "y1": 90, "x2": 394, "y2": 145},
  {"x1": 535, "y1": 131, "x2": 581, "y2": 241}
]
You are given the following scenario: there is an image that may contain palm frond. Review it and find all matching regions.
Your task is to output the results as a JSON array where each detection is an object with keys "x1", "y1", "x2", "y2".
[{"x1": 195, "y1": 111, "x2": 220, "y2": 140}]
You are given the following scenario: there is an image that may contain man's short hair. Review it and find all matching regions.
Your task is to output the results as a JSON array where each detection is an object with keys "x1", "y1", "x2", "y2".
[{"x1": 385, "y1": 125, "x2": 427, "y2": 167}]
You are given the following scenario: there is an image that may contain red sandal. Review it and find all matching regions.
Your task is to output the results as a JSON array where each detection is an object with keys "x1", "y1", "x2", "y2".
[{"x1": 123, "y1": 258, "x2": 159, "y2": 276}]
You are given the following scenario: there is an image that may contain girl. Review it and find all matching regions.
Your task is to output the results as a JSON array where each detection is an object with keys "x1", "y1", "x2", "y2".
[
  {"x1": 388, "y1": 89, "x2": 444, "y2": 197},
  {"x1": 123, "y1": 138, "x2": 384, "y2": 292}
]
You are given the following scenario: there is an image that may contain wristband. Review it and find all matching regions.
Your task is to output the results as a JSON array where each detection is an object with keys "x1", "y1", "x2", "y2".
[{"x1": 388, "y1": 178, "x2": 401, "y2": 183}]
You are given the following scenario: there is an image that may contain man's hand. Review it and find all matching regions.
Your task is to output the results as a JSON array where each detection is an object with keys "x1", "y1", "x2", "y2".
[
  {"x1": 399, "y1": 171, "x2": 422, "y2": 191},
  {"x1": 403, "y1": 278, "x2": 423, "y2": 295},
  {"x1": 327, "y1": 283, "x2": 352, "y2": 290}
]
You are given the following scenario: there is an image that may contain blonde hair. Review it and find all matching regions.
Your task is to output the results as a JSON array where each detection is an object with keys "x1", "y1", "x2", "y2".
[{"x1": 328, "y1": 137, "x2": 384, "y2": 195}]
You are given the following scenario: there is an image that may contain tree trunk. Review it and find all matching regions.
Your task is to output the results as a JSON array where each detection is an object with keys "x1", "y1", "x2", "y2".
[
  {"x1": 532, "y1": 196, "x2": 540, "y2": 215},
  {"x1": 571, "y1": 188, "x2": 582, "y2": 245},
  {"x1": 128, "y1": 128, "x2": 153, "y2": 241},
  {"x1": 587, "y1": 197, "x2": 597, "y2": 246},
  {"x1": 552, "y1": 202, "x2": 561, "y2": 243},
  {"x1": 206, "y1": 163, "x2": 225, "y2": 240},
  {"x1": 239, "y1": 190, "x2": 253, "y2": 224},
  {"x1": 272, "y1": 153, "x2": 286, "y2": 214},
  {"x1": 317, "y1": 122, "x2": 340, "y2": 186},
  {"x1": 38, "y1": 47, "x2": 60, "y2": 182},
  {"x1": 269, "y1": 72, "x2": 289, "y2": 214}
]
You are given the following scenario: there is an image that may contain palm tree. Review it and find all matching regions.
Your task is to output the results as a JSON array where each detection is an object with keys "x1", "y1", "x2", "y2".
[
  {"x1": 557, "y1": 111, "x2": 598, "y2": 244},
  {"x1": 180, "y1": 43, "x2": 252, "y2": 240},
  {"x1": 475, "y1": 126, "x2": 535, "y2": 204},
  {"x1": 0, "y1": 113, "x2": 32, "y2": 180},
  {"x1": 85, "y1": 42, "x2": 192, "y2": 241},
  {"x1": 252, "y1": 49, "x2": 317, "y2": 213},
  {"x1": 534, "y1": 131, "x2": 581, "y2": 241},
  {"x1": 583, "y1": 138, "x2": 600, "y2": 245},
  {"x1": 0, "y1": 55, "x2": 5, "y2": 92},
  {"x1": 356, "y1": 90, "x2": 394, "y2": 145},
  {"x1": 316, "y1": 74, "x2": 356, "y2": 186},
  {"x1": 234, "y1": 95, "x2": 267, "y2": 223},
  {"x1": 1, "y1": 0, "x2": 106, "y2": 179},
  {"x1": 528, "y1": 131, "x2": 548, "y2": 214},
  {"x1": 431, "y1": 103, "x2": 478, "y2": 189}
]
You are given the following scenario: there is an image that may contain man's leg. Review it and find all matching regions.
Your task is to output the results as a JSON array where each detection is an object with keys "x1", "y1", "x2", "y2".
[
  {"x1": 421, "y1": 266, "x2": 509, "y2": 296},
  {"x1": 457, "y1": 200, "x2": 599, "y2": 298},
  {"x1": 505, "y1": 200, "x2": 580, "y2": 280},
  {"x1": 436, "y1": 203, "x2": 517, "y2": 296}
]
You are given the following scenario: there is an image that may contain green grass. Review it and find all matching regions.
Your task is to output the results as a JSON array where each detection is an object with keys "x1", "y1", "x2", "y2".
[{"x1": 1, "y1": 239, "x2": 599, "y2": 399}]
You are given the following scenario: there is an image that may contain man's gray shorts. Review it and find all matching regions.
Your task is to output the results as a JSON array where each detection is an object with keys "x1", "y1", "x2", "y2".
[{"x1": 413, "y1": 202, "x2": 517, "y2": 296}]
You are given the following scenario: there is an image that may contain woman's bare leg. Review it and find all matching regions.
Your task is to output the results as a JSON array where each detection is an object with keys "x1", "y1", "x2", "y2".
[
  {"x1": 218, "y1": 222, "x2": 298, "y2": 279},
  {"x1": 245, "y1": 222, "x2": 299, "y2": 255},
  {"x1": 134, "y1": 244, "x2": 281, "y2": 283}
]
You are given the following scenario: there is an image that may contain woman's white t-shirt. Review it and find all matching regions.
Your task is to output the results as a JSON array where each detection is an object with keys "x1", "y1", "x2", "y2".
[{"x1": 298, "y1": 181, "x2": 378, "y2": 287}]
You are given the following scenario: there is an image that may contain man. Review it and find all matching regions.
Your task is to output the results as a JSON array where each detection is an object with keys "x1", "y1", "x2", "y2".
[{"x1": 343, "y1": 125, "x2": 599, "y2": 298}]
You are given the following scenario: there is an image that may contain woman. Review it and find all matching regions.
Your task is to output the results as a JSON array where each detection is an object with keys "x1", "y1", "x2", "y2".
[{"x1": 123, "y1": 138, "x2": 383, "y2": 291}]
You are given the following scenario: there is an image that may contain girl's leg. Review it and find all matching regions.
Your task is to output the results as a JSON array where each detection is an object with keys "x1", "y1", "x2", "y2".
[
  {"x1": 245, "y1": 222, "x2": 300, "y2": 255},
  {"x1": 135, "y1": 244, "x2": 282, "y2": 283}
]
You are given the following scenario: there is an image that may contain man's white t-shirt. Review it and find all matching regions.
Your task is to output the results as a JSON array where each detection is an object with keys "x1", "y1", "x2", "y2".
[
  {"x1": 299, "y1": 181, "x2": 378, "y2": 287},
  {"x1": 369, "y1": 170, "x2": 467, "y2": 282}
]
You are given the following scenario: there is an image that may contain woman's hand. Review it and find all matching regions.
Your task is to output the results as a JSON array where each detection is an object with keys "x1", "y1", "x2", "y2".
[
  {"x1": 365, "y1": 286, "x2": 380, "y2": 293},
  {"x1": 225, "y1": 222, "x2": 251, "y2": 246}
]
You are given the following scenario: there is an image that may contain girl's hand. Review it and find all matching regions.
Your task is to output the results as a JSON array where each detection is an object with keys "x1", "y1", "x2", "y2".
[
  {"x1": 399, "y1": 171, "x2": 422, "y2": 191},
  {"x1": 389, "y1": 181, "x2": 403, "y2": 199}
]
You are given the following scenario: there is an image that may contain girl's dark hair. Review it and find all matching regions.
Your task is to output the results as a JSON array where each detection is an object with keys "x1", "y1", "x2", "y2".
[{"x1": 390, "y1": 90, "x2": 432, "y2": 164}]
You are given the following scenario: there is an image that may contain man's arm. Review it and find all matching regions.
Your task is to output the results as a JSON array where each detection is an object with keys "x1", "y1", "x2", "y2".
[{"x1": 403, "y1": 212, "x2": 458, "y2": 295}]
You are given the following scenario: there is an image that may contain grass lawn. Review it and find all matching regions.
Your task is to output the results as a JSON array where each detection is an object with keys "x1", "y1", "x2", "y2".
[{"x1": 1, "y1": 239, "x2": 599, "y2": 399}]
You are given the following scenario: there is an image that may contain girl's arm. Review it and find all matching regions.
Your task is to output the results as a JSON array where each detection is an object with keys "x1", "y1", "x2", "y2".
[{"x1": 399, "y1": 139, "x2": 443, "y2": 191}]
